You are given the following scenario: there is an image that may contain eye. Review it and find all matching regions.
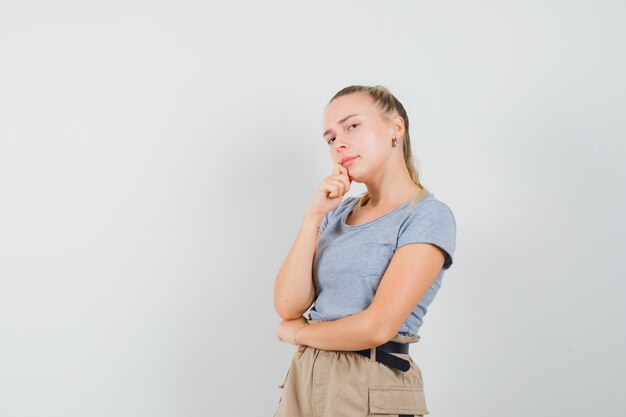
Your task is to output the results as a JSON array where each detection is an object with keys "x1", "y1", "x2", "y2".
[
  {"x1": 348, "y1": 123, "x2": 359, "y2": 130},
  {"x1": 327, "y1": 137, "x2": 335, "y2": 145}
]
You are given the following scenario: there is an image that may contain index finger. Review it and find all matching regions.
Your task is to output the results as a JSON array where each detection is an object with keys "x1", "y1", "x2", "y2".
[
  {"x1": 332, "y1": 162, "x2": 342, "y2": 176},
  {"x1": 334, "y1": 162, "x2": 348, "y2": 176}
]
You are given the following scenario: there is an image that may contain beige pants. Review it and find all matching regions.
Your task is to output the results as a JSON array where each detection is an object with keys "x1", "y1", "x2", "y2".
[{"x1": 273, "y1": 331, "x2": 429, "y2": 417}]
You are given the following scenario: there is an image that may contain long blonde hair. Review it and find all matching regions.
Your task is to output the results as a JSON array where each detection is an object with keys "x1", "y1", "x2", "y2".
[{"x1": 326, "y1": 85, "x2": 428, "y2": 213}]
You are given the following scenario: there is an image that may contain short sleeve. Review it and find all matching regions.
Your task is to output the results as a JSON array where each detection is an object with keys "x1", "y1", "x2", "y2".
[{"x1": 396, "y1": 201, "x2": 457, "y2": 270}]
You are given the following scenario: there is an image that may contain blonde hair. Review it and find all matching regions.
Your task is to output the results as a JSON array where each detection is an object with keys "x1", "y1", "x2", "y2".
[{"x1": 326, "y1": 84, "x2": 428, "y2": 214}]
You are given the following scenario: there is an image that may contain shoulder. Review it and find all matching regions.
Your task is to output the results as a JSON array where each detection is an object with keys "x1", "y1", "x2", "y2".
[
  {"x1": 320, "y1": 195, "x2": 360, "y2": 231},
  {"x1": 328, "y1": 195, "x2": 359, "y2": 218},
  {"x1": 403, "y1": 194, "x2": 456, "y2": 225}
]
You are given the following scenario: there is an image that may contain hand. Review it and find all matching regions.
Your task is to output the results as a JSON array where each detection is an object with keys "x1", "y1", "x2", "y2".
[
  {"x1": 276, "y1": 316, "x2": 309, "y2": 345},
  {"x1": 307, "y1": 162, "x2": 352, "y2": 217}
]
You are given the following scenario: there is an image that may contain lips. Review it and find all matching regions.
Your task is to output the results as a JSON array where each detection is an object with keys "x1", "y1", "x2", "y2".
[{"x1": 341, "y1": 156, "x2": 359, "y2": 165}]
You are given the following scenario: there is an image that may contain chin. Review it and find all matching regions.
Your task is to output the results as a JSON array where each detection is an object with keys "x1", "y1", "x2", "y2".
[{"x1": 348, "y1": 173, "x2": 363, "y2": 184}]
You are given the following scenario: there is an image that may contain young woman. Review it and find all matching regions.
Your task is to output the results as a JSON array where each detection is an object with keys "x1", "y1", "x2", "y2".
[{"x1": 273, "y1": 85, "x2": 456, "y2": 417}]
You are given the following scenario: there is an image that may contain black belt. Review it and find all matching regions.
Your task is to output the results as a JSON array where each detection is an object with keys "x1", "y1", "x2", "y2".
[{"x1": 354, "y1": 340, "x2": 411, "y2": 372}]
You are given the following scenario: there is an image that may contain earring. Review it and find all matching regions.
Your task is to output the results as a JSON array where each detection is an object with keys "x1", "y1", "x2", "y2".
[{"x1": 392, "y1": 137, "x2": 399, "y2": 147}]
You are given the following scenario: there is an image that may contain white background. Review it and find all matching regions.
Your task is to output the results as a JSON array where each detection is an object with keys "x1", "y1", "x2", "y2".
[{"x1": 1, "y1": 1, "x2": 624, "y2": 416}]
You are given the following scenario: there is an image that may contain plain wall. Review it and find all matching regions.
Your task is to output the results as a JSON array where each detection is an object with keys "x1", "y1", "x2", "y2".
[{"x1": 1, "y1": 1, "x2": 624, "y2": 416}]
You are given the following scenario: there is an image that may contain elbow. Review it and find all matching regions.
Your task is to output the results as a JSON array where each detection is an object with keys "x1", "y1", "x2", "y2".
[
  {"x1": 274, "y1": 285, "x2": 315, "y2": 321},
  {"x1": 273, "y1": 300, "x2": 294, "y2": 320},
  {"x1": 274, "y1": 299, "x2": 308, "y2": 321},
  {"x1": 276, "y1": 309, "x2": 304, "y2": 321}
]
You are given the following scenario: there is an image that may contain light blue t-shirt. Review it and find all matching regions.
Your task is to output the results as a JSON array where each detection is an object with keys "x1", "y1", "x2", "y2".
[{"x1": 308, "y1": 191, "x2": 456, "y2": 338}]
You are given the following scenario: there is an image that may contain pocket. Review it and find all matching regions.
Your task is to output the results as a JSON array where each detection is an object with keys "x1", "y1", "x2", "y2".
[
  {"x1": 356, "y1": 242, "x2": 394, "y2": 278},
  {"x1": 368, "y1": 385, "x2": 429, "y2": 415}
]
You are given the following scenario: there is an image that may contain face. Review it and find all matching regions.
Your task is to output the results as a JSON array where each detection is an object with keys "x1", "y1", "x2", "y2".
[{"x1": 322, "y1": 93, "x2": 397, "y2": 181}]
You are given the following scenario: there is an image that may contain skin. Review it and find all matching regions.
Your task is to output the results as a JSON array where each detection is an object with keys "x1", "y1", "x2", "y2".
[{"x1": 275, "y1": 92, "x2": 446, "y2": 351}]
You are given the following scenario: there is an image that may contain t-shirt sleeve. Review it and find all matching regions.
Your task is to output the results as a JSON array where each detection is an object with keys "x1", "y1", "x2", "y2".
[{"x1": 396, "y1": 201, "x2": 457, "y2": 270}]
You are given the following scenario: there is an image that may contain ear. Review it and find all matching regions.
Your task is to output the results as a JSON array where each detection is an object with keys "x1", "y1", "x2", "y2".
[{"x1": 390, "y1": 115, "x2": 405, "y2": 138}]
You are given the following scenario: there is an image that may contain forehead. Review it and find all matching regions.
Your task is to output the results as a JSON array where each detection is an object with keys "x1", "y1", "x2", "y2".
[{"x1": 323, "y1": 93, "x2": 376, "y2": 127}]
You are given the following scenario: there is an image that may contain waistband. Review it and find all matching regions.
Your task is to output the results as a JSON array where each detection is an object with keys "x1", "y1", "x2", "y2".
[{"x1": 300, "y1": 320, "x2": 420, "y2": 373}]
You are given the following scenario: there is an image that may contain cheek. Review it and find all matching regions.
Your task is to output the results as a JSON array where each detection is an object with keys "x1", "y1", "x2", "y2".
[{"x1": 360, "y1": 136, "x2": 386, "y2": 158}]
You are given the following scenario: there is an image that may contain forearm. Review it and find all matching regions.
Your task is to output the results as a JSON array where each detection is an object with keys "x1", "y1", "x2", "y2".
[
  {"x1": 274, "y1": 211, "x2": 324, "y2": 319},
  {"x1": 295, "y1": 309, "x2": 384, "y2": 351}
]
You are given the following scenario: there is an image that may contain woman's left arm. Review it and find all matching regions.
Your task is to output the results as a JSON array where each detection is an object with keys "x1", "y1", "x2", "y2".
[{"x1": 278, "y1": 242, "x2": 446, "y2": 351}]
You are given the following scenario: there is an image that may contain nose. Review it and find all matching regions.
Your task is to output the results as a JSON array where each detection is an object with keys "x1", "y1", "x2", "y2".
[
  {"x1": 331, "y1": 138, "x2": 350, "y2": 163},
  {"x1": 332, "y1": 131, "x2": 349, "y2": 149},
  {"x1": 332, "y1": 141, "x2": 348, "y2": 160}
]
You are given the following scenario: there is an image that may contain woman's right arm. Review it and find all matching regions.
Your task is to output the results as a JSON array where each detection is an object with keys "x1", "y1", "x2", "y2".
[
  {"x1": 273, "y1": 210, "x2": 325, "y2": 320},
  {"x1": 273, "y1": 162, "x2": 352, "y2": 320}
]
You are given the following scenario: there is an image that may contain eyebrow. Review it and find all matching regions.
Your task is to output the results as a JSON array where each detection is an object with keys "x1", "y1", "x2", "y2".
[{"x1": 323, "y1": 113, "x2": 361, "y2": 138}]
